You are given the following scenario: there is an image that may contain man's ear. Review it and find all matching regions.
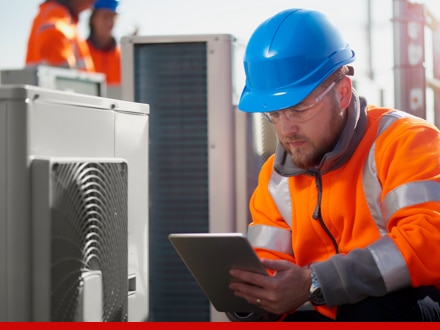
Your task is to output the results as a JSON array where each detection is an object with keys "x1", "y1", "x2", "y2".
[{"x1": 337, "y1": 76, "x2": 352, "y2": 109}]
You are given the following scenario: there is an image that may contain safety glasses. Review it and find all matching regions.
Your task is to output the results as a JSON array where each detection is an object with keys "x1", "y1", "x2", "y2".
[{"x1": 263, "y1": 81, "x2": 336, "y2": 124}]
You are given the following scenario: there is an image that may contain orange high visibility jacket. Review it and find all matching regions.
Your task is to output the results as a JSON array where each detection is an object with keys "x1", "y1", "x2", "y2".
[
  {"x1": 248, "y1": 91, "x2": 440, "y2": 319},
  {"x1": 86, "y1": 37, "x2": 121, "y2": 86},
  {"x1": 25, "y1": 1, "x2": 95, "y2": 72}
]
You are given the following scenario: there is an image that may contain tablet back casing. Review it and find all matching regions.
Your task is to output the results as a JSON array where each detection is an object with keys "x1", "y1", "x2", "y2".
[{"x1": 168, "y1": 233, "x2": 268, "y2": 312}]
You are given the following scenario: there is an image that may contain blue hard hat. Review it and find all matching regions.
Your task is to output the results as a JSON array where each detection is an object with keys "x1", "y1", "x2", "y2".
[
  {"x1": 94, "y1": 0, "x2": 120, "y2": 12},
  {"x1": 238, "y1": 8, "x2": 356, "y2": 113}
]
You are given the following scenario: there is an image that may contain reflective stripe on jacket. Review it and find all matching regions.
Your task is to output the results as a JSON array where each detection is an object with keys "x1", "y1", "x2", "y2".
[
  {"x1": 247, "y1": 90, "x2": 440, "y2": 319},
  {"x1": 25, "y1": 1, "x2": 95, "y2": 72}
]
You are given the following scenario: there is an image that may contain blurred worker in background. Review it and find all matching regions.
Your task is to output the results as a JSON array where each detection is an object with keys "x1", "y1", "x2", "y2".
[
  {"x1": 86, "y1": 0, "x2": 121, "y2": 86},
  {"x1": 228, "y1": 8, "x2": 440, "y2": 322},
  {"x1": 25, "y1": 0, "x2": 96, "y2": 72}
]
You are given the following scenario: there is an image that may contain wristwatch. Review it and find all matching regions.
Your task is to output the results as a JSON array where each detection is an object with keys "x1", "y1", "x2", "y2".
[{"x1": 309, "y1": 268, "x2": 326, "y2": 305}]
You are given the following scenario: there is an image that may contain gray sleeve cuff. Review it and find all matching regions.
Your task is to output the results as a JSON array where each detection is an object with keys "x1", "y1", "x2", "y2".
[
  {"x1": 312, "y1": 236, "x2": 411, "y2": 307},
  {"x1": 312, "y1": 246, "x2": 386, "y2": 307}
]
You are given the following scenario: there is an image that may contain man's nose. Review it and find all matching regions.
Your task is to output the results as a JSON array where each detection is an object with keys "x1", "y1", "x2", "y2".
[{"x1": 278, "y1": 116, "x2": 299, "y2": 135}]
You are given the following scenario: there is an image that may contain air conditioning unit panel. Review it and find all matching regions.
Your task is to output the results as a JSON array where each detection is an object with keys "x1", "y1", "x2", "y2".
[
  {"x1": 32, "y1": 158, "x2": 128, "y2": 321},
  {"x1": 0, "y1": 85, "x2": 149, "y2": 321}
]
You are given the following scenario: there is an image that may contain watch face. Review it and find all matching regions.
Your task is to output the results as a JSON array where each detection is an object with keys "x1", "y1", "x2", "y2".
[
  {"x1": 309, "y1": 270, "x2": 326, "y2": 305},
  {"x1": 310, "y1": 287, "x2": 325, "y2": 305}
]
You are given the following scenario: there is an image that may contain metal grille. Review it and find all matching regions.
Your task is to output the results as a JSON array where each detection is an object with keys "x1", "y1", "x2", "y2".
[
  {"x1": 134, "y1": 42, "x2": 210, "y2": 321},
  {"x1": 47, "y1": 161, "x2": 128, "y2": 321}
]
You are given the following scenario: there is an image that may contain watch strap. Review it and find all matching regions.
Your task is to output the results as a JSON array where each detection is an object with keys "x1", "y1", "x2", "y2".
[{"x1": 309, "y1": 268, "x2": 326, "y2": 305}]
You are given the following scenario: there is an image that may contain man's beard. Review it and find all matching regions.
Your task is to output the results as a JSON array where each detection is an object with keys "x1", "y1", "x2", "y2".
[{"x1": 286, "y1": 97, "x2": 345, "y2": 169}]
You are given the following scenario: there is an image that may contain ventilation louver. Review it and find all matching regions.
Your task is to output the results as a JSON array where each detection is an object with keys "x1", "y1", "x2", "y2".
[{"x1": 32, "y1": 159, "x2": 128, "y2": 322}]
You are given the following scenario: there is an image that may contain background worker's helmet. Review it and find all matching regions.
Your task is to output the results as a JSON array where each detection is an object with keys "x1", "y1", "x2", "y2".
[
  {"x1": 93, "y1": 0, "x2": 120, "y2": 12},
  {"x1": 238, "y1": 8, "x2": 356, "y2": 113}
]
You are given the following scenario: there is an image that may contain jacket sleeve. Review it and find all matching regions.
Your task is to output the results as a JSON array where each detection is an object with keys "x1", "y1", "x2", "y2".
[
  {"x1": 378, "y1": 117, "x2": 440, "y2": 287},
  {"x1": 314, "y1": 116, "x2": 440, "y2": 307},
  {"x1": 38, "y1": 22, "x2": 76, "y2": 68},
  {"x1": 247, "y1": 155, "x2": 296, "y2": 263}
]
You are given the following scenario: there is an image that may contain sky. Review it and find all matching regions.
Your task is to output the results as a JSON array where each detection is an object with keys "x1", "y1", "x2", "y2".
[
  {"x1": 0, "y1": 0, "x2": 439, "y2": 107},
  {"x1": 0, "y1": 0, "x2": 393, "y2": 69}
]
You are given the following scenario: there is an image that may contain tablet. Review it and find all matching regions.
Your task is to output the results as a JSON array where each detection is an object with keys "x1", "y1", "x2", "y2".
[{"x1": 168, "y1": 232, "x2": 268, "y2": 312}]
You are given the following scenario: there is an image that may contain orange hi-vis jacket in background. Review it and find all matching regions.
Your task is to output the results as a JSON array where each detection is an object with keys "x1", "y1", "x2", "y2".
[
  {"x1": 86, "y1": 36, "x2": 121, "y2": 86},
  {"x1": 25, "y1": 1, "x2": 95, "y2": 72},
  {"x1": 248, "y1": 90, "x2": 440, "y2": 319}
]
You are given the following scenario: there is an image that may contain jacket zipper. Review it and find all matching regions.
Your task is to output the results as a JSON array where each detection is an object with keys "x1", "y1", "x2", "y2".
[{"x1": 312, "y1": 171, "x2": 340, "y2": 254}]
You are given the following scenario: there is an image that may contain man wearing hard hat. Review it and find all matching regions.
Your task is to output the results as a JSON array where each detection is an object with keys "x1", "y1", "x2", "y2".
[{"x1": 228, "y1": 8, "x2": 440, "y2": 322}]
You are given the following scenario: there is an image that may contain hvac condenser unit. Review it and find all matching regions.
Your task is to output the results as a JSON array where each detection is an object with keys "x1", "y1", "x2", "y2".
[
  {"x1": 0, "y1": 65, "x2": 107, "y2": 97},
  {"x1": 0, "y1": 85, "x2": 149, "y2": 321},
  {"x1": 121, "y1": 34, "x2": 276, "y2": 321}
]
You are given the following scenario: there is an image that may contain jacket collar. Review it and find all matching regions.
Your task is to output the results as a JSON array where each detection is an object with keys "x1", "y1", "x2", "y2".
[
  {"x1": 87, "y1": 35, "x2": 118, "y2": 51},
  {"x1": 273, "y1": 89, "x2": 368, "y2": 177}
]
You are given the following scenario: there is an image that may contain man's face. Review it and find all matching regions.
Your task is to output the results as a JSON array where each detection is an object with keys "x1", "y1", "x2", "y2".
[
  {"x1": 273, "y1": 81, "x2": 347, "y2": 169},
  {"x1": 91, "y1": 9, "x2": 117, "y2": 40}
]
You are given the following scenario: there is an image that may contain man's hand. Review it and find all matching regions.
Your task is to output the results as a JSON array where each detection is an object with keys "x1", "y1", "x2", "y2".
[{"x1": 229, "y1": 259, "x2": 311, "y2": 315}]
